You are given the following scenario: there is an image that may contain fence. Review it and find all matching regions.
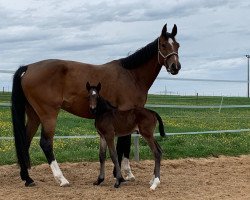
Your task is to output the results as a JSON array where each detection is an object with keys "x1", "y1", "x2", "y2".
[
  {"x1": 1, "y1": 101, "x2": 250, "y2": 161},
  {"x1": 0, "y1": 70, "x2": 249, "y2": 95},
  {"x1": 1, "y1": 71, "x2": 250, "y2": 161}
]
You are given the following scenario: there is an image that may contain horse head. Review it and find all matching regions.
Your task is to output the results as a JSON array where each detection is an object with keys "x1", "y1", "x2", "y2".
[
  {"x1": 158, "y1": 24, "x2": 181, "y2": 75},
  {"x1": 86, "y1": 82, "x2": 101, "y2": 115}
]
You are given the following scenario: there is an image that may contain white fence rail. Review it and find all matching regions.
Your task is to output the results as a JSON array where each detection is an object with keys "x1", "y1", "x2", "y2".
[
  {"x1": 2, "y1": 129, "x2": 250, "y2": 161},
  {"x1": 1, "y1": 71, "x2": 250, "y2": 161},
  {"x1": 1, "y1": 102, "x2": 250, "y2": 109}
]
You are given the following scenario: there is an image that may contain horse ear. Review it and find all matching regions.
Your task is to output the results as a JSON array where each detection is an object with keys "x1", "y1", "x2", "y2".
[
  {"x1": 97, "y1": 82, "x2": 101, "y2": 92},
  {"x1": 171, "y1": 24, "x2": 177, "y2": 37},
  {"x1": 161, "y1": 24, "x2": 167, "y2": 38},
  {"x1": 86, "y1": 82, "x2": 91, "y2": 91}
]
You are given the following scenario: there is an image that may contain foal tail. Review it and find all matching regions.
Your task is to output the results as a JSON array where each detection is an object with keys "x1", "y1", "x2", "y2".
[
  {"x1": 155, "y1": 112, "x2": 166, "y2": 137},
  {"x1": 150, "y1": 110, "x2": 166, "y2": 137},
  {"x1": 11, "y1": 66, "x2": 31, "y2": 169}
]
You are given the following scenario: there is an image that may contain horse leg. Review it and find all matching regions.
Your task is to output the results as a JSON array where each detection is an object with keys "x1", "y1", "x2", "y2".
[
  {"x1": 142, "y1": 134, "x2": 162, "y2": 190},
  {"x1": 26, "y1": 104, "x2": 40, "y2": 148},
  {"x1": 40, "y1": 117, "x2": 69, "y2": 187},
  {"x1": 115, "y1": 135, "x2": 135, "y2": 181},
  {"x1": 113, "y1": 136, "x2": 123, "y2": 177},
  {"x1": 106, "y1": 134, "x2": 126, "y2": 188},
  {"x1": 20, "y1": 104, "x2": 40, "y2": 186},
  {"x1": 93, "y1": 136, "x2": 107, "y2": 185}
]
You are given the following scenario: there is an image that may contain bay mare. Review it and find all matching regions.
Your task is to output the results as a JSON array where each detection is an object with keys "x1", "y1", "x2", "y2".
[
  {"x1": 11, "y1": 23, "x2": 181, "y2": 187},
  {"x1": 86, "y1": 82, "x2": 165, "y2": 190}
]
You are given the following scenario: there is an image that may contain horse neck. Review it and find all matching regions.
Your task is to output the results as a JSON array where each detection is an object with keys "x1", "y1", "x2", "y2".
[{"x1": 130, "y1": 56, "x2": 162, "y2": 92}]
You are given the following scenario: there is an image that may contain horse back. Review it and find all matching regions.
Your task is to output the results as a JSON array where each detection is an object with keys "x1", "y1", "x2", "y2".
[
  {"x1": 21, "y1": 59, "x2": 100, "y2": 118},
  {"x1": 21, "y1": 58, "x2": 148, "y2": 119}
]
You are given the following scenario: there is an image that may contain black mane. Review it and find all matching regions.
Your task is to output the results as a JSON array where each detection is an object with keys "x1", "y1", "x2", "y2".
[{"x1": 119, "y1": 38, "x2": 158, "y2": 69}]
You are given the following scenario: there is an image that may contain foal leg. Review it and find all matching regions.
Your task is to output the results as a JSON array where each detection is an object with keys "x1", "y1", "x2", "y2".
[
  {"x1": 142, "y1": 135, "x2": 162, "y2": 190},
  {"x1": 40, "y1": 118, "x2": 69, "y2": 187},
  {"x1": 94, "y1": 136, "x2": 107, "y2": 185},
  {"x1": 106, "y1": 135, "x2": 126, "y2": 188}
]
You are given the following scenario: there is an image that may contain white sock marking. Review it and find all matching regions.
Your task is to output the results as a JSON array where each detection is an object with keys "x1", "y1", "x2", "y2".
[
  {"x1": 50, "y1": 160, "x2": 69, "y2": 187},
  {"x1": 150, "y1": 177, "x2": 160, "y2": 190},
  {"x1": 122, "y1": 158, "x2": 135, "y2": 181}
]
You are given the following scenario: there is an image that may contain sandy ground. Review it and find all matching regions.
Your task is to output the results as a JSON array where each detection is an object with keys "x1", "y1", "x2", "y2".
[{"x1": 0, "y1": 155, "x2": 249, "y2": 200}]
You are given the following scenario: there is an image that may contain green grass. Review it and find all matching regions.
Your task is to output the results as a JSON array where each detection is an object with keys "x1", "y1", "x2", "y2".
[
  {"x1": 147, "y1": 94, "x2": 250, "y2": 105},
  {"x1": 0, "y1": 92, "x2": 11, "y2": 103},
  {"x1": 1, "y1": 133, "x2": 249, "y2": 165},
  {"x1": 0, "y1": 93, "x2": 250, "y2": 165}
]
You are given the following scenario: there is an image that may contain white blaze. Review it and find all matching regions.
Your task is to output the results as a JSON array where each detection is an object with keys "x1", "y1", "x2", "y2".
[
  {"x1": 168, "y1": 38, "x2": 174, "y2": 47},
  {"x1": 168, "y1": 38, "x2": 177, "y2": 63}
]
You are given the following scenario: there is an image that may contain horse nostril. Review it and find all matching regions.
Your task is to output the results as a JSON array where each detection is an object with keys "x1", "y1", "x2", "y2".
[{"x1": 172, "y1": 63, "x2": 176, "y2": 69}]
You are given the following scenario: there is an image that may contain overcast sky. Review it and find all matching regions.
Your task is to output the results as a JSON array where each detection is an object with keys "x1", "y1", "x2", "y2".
[{"x1": 0, "y1": 0, "x2": 250, "y2": 96}]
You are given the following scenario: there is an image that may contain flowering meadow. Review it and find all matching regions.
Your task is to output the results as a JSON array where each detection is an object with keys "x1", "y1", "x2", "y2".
[{"x1": 0, "y1": 94, "x2": 250, "y2": 165}]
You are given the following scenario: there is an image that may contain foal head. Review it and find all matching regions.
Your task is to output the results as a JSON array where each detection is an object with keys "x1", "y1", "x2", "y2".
[
  {"x1": 158, "y1": 24, "x2": 181, "y2": 75},
  {"x1": 86, "y1": 82, "x2": 101, "y2": 115}
]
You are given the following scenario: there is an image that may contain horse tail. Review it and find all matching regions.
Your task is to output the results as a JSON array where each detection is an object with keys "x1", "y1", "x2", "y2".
[
  {"x1": 154, "y1": 139, "x2": 163, "y2": 154},
  {"x1": 150, "y1": 110, "x2": 166, "y2": 137},
  {"x1": 11, "y1": 65, "x2": 30, "y2": 169}
]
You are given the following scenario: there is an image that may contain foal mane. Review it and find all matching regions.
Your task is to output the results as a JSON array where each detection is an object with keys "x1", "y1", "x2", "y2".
[
  {"x1": 119, "y1": 38, "x2": 158, "y2": 69},
  {"x1": 96, "y1": 96, "x2": 116, "y2": 116}
]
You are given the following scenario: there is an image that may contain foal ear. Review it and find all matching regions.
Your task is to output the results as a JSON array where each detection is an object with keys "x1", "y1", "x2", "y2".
[
  {"x1": 161, "y1": 24, "x2": 167, "y2": 38},
  {"x1": 97, "y1": 82, "x2": 101, "y2": 92},
  {"x1": 86, "y1": 82, "x2": 91, "y2": 91},
  {"x1": 171, "y1": 24, "x2": 177, "y2": 37}
]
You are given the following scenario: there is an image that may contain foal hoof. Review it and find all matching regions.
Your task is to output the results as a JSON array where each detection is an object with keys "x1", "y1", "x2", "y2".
[
  {"x1": 93, "y1": 178, "x2": 104, "y2": 185},
  {"x1": 114, "y1": 177, "x2": 126, "y2": 188},
  {"x1": 25, "y1": 180, "x2": 35, "y2": 187}
]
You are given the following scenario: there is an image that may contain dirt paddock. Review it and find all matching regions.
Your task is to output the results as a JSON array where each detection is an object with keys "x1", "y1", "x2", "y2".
[{"x1": 0, "y1": 155, "x2": 249, "y2": 200}]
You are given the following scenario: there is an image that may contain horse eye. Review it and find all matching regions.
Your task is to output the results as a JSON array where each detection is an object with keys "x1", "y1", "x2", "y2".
[{"x1": 161, "y1": 44, "x2": 166, "y2": 48}]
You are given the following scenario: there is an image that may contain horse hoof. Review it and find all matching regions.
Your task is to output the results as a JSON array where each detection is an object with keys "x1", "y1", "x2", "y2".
[
  {"x1": 125, "y1": 174, "x2": 135, "y2": 181},
  {"x1": 120, "y1": 177, "x2": 126, "y2": 183},
  {"x1": 25, "y1": 181, "x2": 36, "y2": 187},
  {"x1": 60, "y1": 181, "x2": 70, "y2": 187},
  {"x1": 93, "y1": 178, "x2": 104, "y2": 185},
  {"x1": 114, "y1": 183, "x2": 120, "y2": 188},
  {"x1": 114, "y1": 177, "x2": 126, "y2": 188}
]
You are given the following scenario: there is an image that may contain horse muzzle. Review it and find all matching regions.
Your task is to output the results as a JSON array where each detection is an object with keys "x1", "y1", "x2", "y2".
[{"x1": 167, "y1": 62, "x2": 181, "y2": 75}]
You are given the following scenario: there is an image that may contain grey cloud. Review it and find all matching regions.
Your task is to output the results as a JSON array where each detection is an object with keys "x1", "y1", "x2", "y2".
[{"x1": 0, "y1": 0, "x2": 249, "y2": 96}]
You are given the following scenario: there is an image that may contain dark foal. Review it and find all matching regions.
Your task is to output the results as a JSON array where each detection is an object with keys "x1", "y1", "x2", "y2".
[{"x1": 86, "y1": 82, "x2": 165, "y2": 190}]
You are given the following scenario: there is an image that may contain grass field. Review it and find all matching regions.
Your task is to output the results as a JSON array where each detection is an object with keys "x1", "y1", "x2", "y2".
[{"x1": 0, "y1": 93, "x2": 250, "y2": 165}]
